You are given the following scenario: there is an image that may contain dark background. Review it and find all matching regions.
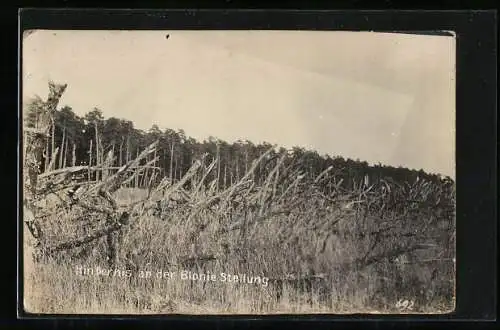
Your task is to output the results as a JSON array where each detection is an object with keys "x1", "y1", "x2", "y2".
[{"x1": 3, "y1": 5, "x2": 497, "y2": 330}]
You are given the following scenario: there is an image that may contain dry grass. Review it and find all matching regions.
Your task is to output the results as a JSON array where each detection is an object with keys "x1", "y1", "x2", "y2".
[{"x1": 23, "y1": 147, "x2": 456, "y2": 315}]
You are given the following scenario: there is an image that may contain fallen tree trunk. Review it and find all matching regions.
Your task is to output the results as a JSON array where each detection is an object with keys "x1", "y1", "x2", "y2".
[{"x1": 43, "y1": 211, "x2": 130, "y2": 255}]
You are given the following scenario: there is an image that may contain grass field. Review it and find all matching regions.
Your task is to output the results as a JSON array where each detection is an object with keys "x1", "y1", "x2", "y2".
[{"x1": 23, "y1": 150, "x2": 455, "y2": 315}]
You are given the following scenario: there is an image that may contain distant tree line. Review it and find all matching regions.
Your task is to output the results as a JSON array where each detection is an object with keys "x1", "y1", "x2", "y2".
[{"x1": 24, "y1": 96, "x2": 454, "y2": 191}]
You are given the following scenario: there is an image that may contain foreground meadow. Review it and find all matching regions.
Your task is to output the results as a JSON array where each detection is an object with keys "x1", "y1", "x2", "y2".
[{"x1": 23, "y1": 147, "x2": 455, "y2": 314}]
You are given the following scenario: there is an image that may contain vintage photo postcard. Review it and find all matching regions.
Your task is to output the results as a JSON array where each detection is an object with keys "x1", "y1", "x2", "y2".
[{"x1": 21, "y1": 30, "x2": 456, "y2": 315}]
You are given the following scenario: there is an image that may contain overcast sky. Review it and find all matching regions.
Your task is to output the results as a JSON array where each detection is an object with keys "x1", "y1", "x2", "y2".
[{"x1": 22, "y1": 30, "x2": 455, "y2": 177}]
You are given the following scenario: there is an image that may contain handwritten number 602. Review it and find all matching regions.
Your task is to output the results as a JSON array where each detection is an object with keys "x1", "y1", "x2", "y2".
[{"x1": 396, "y1": 299, "x2": 414, "y2": 310}]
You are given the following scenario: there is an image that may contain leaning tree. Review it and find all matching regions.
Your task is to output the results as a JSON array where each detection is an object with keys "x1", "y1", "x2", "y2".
[{"x1": 23, "y1": 80, "x2": 68, "y2": 246}]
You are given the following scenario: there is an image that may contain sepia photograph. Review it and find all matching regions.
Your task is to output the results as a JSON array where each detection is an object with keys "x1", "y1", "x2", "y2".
[{"x1": 21, "y1": 30, "x2": 456, "y2": 315}]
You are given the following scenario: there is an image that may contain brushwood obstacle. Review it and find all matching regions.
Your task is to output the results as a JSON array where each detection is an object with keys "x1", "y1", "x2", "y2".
[{"x1": 23, "y1": 82, "x2": 455, "y2": 307}]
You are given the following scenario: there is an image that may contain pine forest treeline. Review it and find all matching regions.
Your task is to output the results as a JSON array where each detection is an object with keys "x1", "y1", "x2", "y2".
[{"x1": 24, "y1": 95, "x2": 454, "y2": 192}]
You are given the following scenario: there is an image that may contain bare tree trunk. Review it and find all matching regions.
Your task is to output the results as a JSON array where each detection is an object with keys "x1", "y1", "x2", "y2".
[
  {"x1": 216, "y1": 142, "x2": 221, "y2": 191},
  {"x1": 223, "y1": 164, "x2": 227, "y2": 189},
  {"x1": 235, "y1": 158, "x2": 239, "y2": 181},
  {"x1": 179, "y1": 151, "x2": 183, "y2": 180},
  {"x1": 63, "y1": 137, "x2": 69, "y2": 168},
  {"x1": 119, "y1": 137, "x2": 124, "y2": 167},
  {"x1": 110, "y1": 143, "x2": 115, "y2": 178},
  {"x1": 99, "y1": 135, "x2": 103, "y2": 182},
  {"x1": 142, "y1": 154, "x2": 148, "y2": 188},
  {"x1": 135, "y1": 149, "x2": 139, "y2": 188},
  {"x1": 126, "y1": 135, "x2": 130, "y2": 162},
  {"x1": 143, "y1": 147, "x2": 151, "y2": 187},
  {"x1": 151, "y1": 147, "x2": 157, "y2": 187},
  {"x1": 59, "y1": 124, "x2": 66, "y2": 169},
  {"x1": 174, "y1": 157, "x2": 178, "y2": 181},
  {"x1": 125, "y1": 135, "x2": 130, "y2": 187},
  {"x1": 169, "y1": 142, "x2": 174, "y2": 183},
  {"x1": 72, "y1": 142, "x2": 76, "y2": 167},
  {"x1": 44, "y1": 134, "x2": 50, "y2": 172},
  {"x1": 163, "y1": 150, "x2": 167, "y2": 179},
  {"x1": 51, "y1": 118, "x2": 55, "y2": 168},
  {"x1": 88, "y1": 139, "x2": 93, "y2": 182},
  {"x1": 94, "y1": 121, "x2": 100, "y2": 181},
  {"x1": 245, "y1": 151, "x2": 249, "y2": 173},
  {"x1": 111, "y1": 144, "x2": 115, "y2": 167}
]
